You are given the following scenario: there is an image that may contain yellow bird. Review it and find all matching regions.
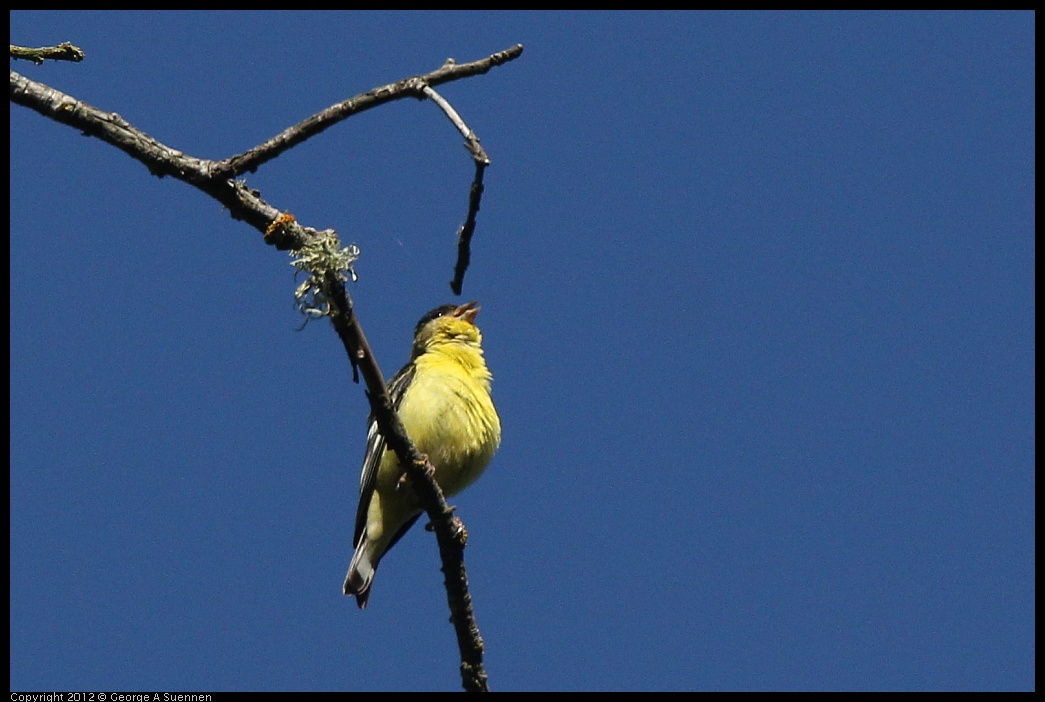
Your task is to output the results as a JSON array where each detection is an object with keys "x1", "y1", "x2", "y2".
[{"x1": 344, "y1": 301, "x2": 501, "y2": 608}]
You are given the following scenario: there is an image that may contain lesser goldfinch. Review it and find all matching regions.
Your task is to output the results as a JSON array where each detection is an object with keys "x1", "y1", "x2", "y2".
[{"x1": 344, "y1": 301, "x2": 501, "y2": 608}]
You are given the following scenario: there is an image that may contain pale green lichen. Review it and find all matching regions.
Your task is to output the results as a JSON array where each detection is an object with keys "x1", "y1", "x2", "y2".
[{"x1": 290, "y1": 229, "x2": 359, "y2": 321}]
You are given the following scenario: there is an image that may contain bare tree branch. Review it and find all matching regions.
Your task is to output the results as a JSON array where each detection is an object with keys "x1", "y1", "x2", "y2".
[
  {"x1": 9, "y1": 41, "x2": 525, "y2": 253},
  {"x1": 10, "y1": 43, "x2": 523, "y2": 692},
  {"x1": 221, "y1": 44, "x2": 522, "y2": 178},
  {"x1": 422, "y1": 84, "x2": 491, "y2": 295},
  {"x1": 10, "y1": 42, "x2": 85, "y2": 64}
]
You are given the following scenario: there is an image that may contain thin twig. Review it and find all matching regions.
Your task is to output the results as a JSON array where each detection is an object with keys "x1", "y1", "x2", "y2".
[
  {"x1": 10, "y1": 42, "x2": 85, "y2": 64},
  {"x1": 452, "y1": 168, "x2": 487, "y2": 296},
  {"x1": 422, "y1": 84, "x2": 491, "y2": 295}
]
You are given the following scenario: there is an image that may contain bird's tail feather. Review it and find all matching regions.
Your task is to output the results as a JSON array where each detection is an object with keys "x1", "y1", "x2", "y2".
[{"x1": 344, "y1": 536, "x2": 375, "y2": 609}]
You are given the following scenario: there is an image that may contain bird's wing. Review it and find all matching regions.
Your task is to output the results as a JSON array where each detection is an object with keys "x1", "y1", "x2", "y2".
[{"x1": 353, "y1": 361, "x2": 416, "y2": 546}]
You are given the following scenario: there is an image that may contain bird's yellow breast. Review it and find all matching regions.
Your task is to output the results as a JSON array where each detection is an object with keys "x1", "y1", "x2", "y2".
[{"x1": 377, "y1": 342, "x2": 500, "y2": 499}]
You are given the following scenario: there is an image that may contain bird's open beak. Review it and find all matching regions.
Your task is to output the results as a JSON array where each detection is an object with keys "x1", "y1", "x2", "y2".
[{"x1": 454, "y1": 300, "x2": 481, "y2": 324}]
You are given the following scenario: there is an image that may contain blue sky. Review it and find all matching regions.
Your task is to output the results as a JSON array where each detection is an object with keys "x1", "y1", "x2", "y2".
[{"x1": 9, "y1": 11, "x2": 1034, "y2": 692}]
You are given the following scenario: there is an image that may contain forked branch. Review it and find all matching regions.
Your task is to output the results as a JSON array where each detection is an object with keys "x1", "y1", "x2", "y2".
[{"x1": 10, "y1": 42, "x2": 524, "y2": 692}]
